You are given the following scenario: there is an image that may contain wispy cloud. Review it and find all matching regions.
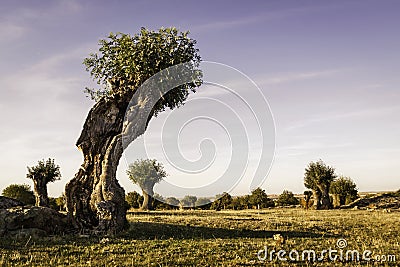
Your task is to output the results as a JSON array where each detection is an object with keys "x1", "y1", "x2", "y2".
[
  {"x1": 192, "y1": 5, "x2": 338, "y2": 33},
  {"x1": 285, "y1": 105, "x2": 400, "y2": 132}
]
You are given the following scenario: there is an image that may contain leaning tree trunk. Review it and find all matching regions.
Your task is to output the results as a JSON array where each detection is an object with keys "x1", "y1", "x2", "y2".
[
  {"x1": 141, "y1": 186, "x2": 154, "y2": 211},
  {"x1": 65, "y1": 84, "x2": 162, "y2": 234},
  {"x1": 32, "y1": 177, "x2": 49, "y2": 207}
]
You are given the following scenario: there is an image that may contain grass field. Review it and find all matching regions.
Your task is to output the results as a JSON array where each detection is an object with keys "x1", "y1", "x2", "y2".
[{"x1": 0, "y1": 209, "x2": 399, "y2": 266}]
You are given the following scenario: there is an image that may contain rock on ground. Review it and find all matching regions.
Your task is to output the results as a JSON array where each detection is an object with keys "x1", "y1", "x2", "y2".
[
  {"x1": 0, "y1": 196, "x2": 24, "y2": 209},
  {"x1": 0, "y1": 206, "x2": 70, "y2": 236}
]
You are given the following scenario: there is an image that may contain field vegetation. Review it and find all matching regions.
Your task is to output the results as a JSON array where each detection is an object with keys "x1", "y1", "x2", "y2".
[{"x1": 1, "y1": 208, "x2": 398, "y2": 266}]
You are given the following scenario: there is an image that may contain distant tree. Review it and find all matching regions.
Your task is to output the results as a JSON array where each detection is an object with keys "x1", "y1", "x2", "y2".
[
  {"x1": 249, "y1": 188, "x2": 274, "y2": 209},
  {"x1": 26, "y1": 158, "x2": 61, "y2": 207},
  {"x1": 127, "y1": 159, "x2": 167, "y2": 210},
  {"x1": 180, "y1": 195, "x2": 197, "y2": 208},
  {"x1": 195, "y1": 197, "x2": 211, "y2": 209},
  {"x1": 55, "y1": 194, "x2": 66, "y2": 211},
  {"x1": 304, "y1": 160, "x2": 336, "y2": 210},
  {"x1": 152, "y1": 193, "x2": 170, "y2": 210},
  {"x1": 2, "y1": 184, "x2": 35, "y2": 205},
  {"x1": 330, "y1": 176, "x2": 358, "y2": 207},
  {"x1": 125, "y1": 191, "x2": 143, "y2": 209},
  {"x1": 231, "y1": 195, "x2": 251, "y2": 210},
  {"x1": 276, "y1": 190, "x2": 300, "y2": 206},
  {"x1": 165, "y1": 197, "x2": 180, "y2": 208},
  {"x1": 211, "y1": 192, "x2": 232, "y2": 210}
]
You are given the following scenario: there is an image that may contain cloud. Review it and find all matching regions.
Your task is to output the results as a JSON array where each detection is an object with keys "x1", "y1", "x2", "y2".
[
  {"x1": 0, "y1": 23, "x2": 26, "y2": 42},
  {"x1": 192, "y1": 4, "x2": 339, "y2": 33},
  {"x1": 284, "y1": 105, "x2": 400, "y2": 132}
]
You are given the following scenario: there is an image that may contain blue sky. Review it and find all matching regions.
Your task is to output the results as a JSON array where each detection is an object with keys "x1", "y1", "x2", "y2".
[{"x1": 1, "y1": 0, "x2": 399, "y2": 197}]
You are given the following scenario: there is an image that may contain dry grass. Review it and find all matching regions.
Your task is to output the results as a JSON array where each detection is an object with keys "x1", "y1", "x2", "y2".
[{"x1": 0, "y1": 209, "x2": 399, "y2": 266}]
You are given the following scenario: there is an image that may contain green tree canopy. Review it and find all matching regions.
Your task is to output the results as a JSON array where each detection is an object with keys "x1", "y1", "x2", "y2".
[
  {"x1": 249, "y1": 187, "x2": 274, "y2": 209},
  {"x1": 27, "y1": 158, "x2": 61, "y2": 207},
  {"x1": 125, "y1": 191, "x2": 143, "y2": 209},
  {"x1": 276, "y1": 190, "x2": 299, "y2": 206},
  {"x1": 181, "y1": 195, "x2": 197, "y2": 208},
  {"x1": 330, "y1": 176, "x2": 358, "y2": 206},
  {"x1": 127, "y1": 159, "x2": 167, "y2": 189},
  {"x1": 165, "y1": 197, "x2": 180, "y2": 207},
  {"x1": 2, "y1": 184, "x2": 35, "y2": 205},
  {"x1": 211, "y1": 192, "x2": 232, "y2": 210},
  {"x1": 195, "y1": 197, "x2": 211, "y2": 207},
  {"x1": 27, "y1": 158, "x2": 61, "y2": 184},
  {"x1": 83, "y1": 27, "x2": 202, "y2": 111},
  {"x1": 304, "y1": 160, "x2": 336, "y2": 209}
]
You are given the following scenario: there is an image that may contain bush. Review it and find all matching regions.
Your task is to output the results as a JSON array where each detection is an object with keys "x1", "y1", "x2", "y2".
[
  {"x1": 2, "y1": 184, "x2": 35, "y2": 205},
  {"x1": 330, "y1": 176, "x2": 358, "y2": 207},
  {"x1": 276, "y1": 190, "x2": 299, "y2": 206},
  {"x1": 211, "y1": 192, "x2": 232, "y2": 210},
  {"x1": 249, "y1": 188, "x2": 275, "y2": 209},
  {"x1": 125, "y1": 191, "x2": 143, "y2": 209}
]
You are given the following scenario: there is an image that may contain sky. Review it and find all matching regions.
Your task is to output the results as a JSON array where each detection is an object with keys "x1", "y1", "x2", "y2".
[{"x1": 0, "y1": 0, "x2": 399, "y2": 198}]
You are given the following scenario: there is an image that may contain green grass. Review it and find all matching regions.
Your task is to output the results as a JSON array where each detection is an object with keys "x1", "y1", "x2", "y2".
[{"x1": 1, "y1": 209, "x2": 399, "y2": 266}]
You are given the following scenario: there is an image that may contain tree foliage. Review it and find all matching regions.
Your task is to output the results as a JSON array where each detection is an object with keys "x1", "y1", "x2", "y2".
[
  {"x1": 276, "y1": 190, "x2": 299, "y2": 206},
  {"x1": 211, "y1": 192, "x2": 232, "y2": 210},
  {"x1": 304, "y1": 160, "x2": 336, "y2": 209},
  {"x1": 83, "y1": 27, "x2": 202, "y2": 113},
  {"x1": 330, "y1": 176, "x2": 358, "y2": 207},
  {"x1": 27, "y1": 158, "x2": 61, "y2": 185},
  {"x1": 165, "y1": 197, "x2": 180, "y2": 207},
  {"x1": 249, "y1": 188, "x2": 274, "y2": 209},
  {"x1": 304, "y1": 160, "x2": 336, "y2": 191},
  {"x1": 180, "y1": 195, "x2": 197, "y2": 208},
  {"x1": 26, "y1": 158, "x2": 61, "y2": 207},
  {"x1": 2, "y1": 184, "x2": 35, "y2": 205},
  {"x1": 125, "y1": 191, "x2": 143, "y2": 209},
  {"x1": 127, "y1": 159, "x2": 167, "y2": 190},
  {"x1": 195, "y1": 197, "x2": 211, "y2": 208},
  {"x1": 126, "y1": 159, "x2": 167, "y2": 210}
]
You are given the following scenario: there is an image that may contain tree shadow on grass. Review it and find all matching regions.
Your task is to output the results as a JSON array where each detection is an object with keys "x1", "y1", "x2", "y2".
[{"x1": 125, "y1": 222, "x2": 336, "y2": 240}]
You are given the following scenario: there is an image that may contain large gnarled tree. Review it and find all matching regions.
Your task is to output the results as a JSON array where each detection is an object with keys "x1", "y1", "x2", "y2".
[{"x1": 65, "y1": 27, "x2": 202, "y2": 233}]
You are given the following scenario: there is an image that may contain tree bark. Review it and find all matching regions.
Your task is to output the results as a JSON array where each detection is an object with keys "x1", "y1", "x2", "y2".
[
  {"x1": 65, "y1": 83, "x2": 161, "y2": 234},
  {"x1": 311, "y1": 189, "x2": 321, "y2": 210},
  {"x1": 318, "y1": 185, "x2": 332, "y2": 210},
  {"x1": 141, "y1": 187, "x2": 154, "y2": 211},
  {"x1": 32, "y1": 178, "x2": 49, "y2": 207}
]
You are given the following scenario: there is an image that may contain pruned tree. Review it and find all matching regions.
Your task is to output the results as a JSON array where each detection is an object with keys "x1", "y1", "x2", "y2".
[
  {"x1": 27, "y1": 158, "x2": 61, "y2": 207},
  {"x1": 304, "y1": 160, "x2": 336, "y2": 210},
  {"x1": 64, "y1": 27, "x2": 202, "y2": 233},
  {"x1": 127, "y1": 159, "x2": 167, "y2": 211},
  {"x1": 330, "y1": 176, "x2": 358, "y2": 207},
  {"x1": 2, "y1": 184, "x2": 35, "y2": 205}
]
